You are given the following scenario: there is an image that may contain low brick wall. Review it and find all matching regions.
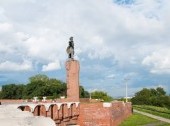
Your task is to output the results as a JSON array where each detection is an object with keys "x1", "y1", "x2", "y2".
[
  {"x1": 78, "y1": 101, "x2": 132, "y2": 126},
  {"x1": 0, "y1": 99, "x2": 24, "y2": 104}
]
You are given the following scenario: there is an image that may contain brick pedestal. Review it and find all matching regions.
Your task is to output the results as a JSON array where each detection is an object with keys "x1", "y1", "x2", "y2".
[{"x1": 66, "y1": 60, "x2": 80, "y2": 102}]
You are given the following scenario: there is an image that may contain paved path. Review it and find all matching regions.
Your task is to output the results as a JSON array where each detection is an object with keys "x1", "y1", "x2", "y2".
[{"x1": 134, "y1": 109, "x2": 170, "y2": 124}]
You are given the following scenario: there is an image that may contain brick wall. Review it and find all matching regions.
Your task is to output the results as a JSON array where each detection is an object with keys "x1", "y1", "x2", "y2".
[
  {"x1": 78, "y1": 101, "x2": 132, "y2": 126},
  {"x1": 0, "y1": 99, "x2": 24, "y2": 104},
  {"x1": 0, "y1": 99, "x2": 132, "y2": 126}
]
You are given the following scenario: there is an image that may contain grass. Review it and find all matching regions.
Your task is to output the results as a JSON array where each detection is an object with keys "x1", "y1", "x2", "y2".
[
  {"x1": 119, "y1": 113, "x2": 170, "y2": 126},
  {"x1": 133, "y1": 105, "x2": 170, "y2": 114},
  {"x1": 133, "y1": 105, "x2": 170, "y2": 119}
]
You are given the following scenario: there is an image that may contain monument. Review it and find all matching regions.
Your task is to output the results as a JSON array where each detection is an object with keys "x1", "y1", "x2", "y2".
[
  {"x1": 66, "y1": 37, "x2": 80, "y2": 102},
  {"x1": 0, "y1": 37, "x2": 132, "y2": 126}
]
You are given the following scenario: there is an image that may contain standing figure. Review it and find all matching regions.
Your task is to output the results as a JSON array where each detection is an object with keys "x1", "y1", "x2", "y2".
[{"x1": 66, "y1": 37, "x2": 74, "y2": 59}]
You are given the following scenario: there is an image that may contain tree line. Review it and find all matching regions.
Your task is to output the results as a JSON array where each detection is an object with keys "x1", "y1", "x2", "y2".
[
  {"x1": 0, "y1": 74, "x2": 67, "y2": 99},
  {"x1": 0, "y1": 74, "x2": 113, "y2": 101},
  {"x1": 131, "y1": 87, "x2": 170, "y2": 109}
]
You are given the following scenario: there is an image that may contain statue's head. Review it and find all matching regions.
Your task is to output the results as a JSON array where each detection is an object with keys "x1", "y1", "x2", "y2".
[{"x1": 70, "y1": 36, "x2": 73, "y2": 41}]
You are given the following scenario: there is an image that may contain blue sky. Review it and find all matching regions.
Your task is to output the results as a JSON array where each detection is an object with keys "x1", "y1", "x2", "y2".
[{"x1": 0, "y1": 0, "x2": 170, "y2": 97}]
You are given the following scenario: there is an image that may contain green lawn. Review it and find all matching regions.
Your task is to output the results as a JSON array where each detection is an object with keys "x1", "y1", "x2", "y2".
[
  {"x1": 133, "y1": 105, "x2": 170, "y2": 119},
  {"x1": 119, "y1": 113, "x2": 170, "y2": 126}
]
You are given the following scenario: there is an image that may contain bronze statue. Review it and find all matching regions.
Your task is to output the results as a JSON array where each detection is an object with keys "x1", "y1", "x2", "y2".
[{"x1": 66, "y1": 37, "x2": 74, "y2": 59}]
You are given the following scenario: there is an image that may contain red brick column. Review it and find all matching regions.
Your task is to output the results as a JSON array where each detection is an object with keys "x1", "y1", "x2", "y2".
[
  {"x1": 47, "y1": 105, "x2": 59, "y2": 119},
  {"x1": 58, "y1": 105, "x2": 63, "y2": 120},
  {"x1": 33, "y1": 105, "x2": 46, "y2": 117},
  {"x1": 66, "y1": 60, "x2": 80, "y2": 102},
  {"x1": 63, "y1": 104, "x2": 70, "y2": 122},
  {"x1": 52, "y1": 105, "x2": 59, "y2": 120}
]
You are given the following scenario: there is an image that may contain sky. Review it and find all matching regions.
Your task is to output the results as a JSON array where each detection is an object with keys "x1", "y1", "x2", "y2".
[{"x1": 0, "y1": 0, "x2": 170, "y2": 97}]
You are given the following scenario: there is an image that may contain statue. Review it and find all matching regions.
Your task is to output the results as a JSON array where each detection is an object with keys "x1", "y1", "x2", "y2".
[{"x1": 66, "y1": 37, "x2": 74, "y2": 59}]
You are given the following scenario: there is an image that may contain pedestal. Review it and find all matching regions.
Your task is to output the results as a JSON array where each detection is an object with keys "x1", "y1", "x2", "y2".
[{"x1": 66, "y1": 60, "x2": 80, "y2": 102}]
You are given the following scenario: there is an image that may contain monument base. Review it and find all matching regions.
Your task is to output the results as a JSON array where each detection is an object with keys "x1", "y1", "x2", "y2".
[{"x1": 66, "y1": 60, "x2": 80, "y2": 102}]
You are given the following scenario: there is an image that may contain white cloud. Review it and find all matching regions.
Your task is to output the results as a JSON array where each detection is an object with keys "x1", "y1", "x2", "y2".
[
  {"x1": 0, "y1": 60, "x2": 32, "y2": 72},
  {"x1": 0, "y1": 23, "x2": 13, "y2": 32},
  {"x1": 15, "y1": 32, "x2": 29, "y2": 41},
  {"x1": 0, "y1": 0, "x2": 170, "y2": 95},
  {"x1": 0, "y1": 0, "x2": 170, "y2": 65},
  {"x1": 106, "y1": 74, "x2": 115, "y2": 79},
  {"x1": 42, "y1": 60, "x2": 61, "y2": 72},
  {"x1": 142, "y1": 49, "x2": 170, "y2": 74}
]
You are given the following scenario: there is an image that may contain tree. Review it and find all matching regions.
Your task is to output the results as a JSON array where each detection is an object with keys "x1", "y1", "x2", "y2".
[
  {"x1": 91, "y1": 91, "x2": 113, "y2": 102},
  {"x1": 23, "y1": 80, "x2": 46, "y2": 98},
  {"x1": 79, "y1": 86, "x2": 90, "y2": 98},
  {"x1": 0, "y1": 91, "x2": 2, "y2": 98},
  {"x1": 131, "y1": 87, "x2": 169, "y2": 108},
  {"x1": 131, "y1": 88, "x2": 152, "y2": 105},
  {"x1": 29, "y1": 74, "x2": 49, "y2": 83},
  {"x1": 23, "y1": 75, "x2": 67, "y2": 99},
  {"x1": 0, "y1": 84, "x2": 25, "y2": 99},
  {"x1": 156, "y1": 87, "x2": 166, "y2": 96},
  {"x1": 0, "y1": 74, "x2": 90, "y2": 100}
]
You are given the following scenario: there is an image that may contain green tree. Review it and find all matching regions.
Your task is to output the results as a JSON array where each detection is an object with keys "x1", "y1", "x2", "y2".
[
  {"x1": 132, "y1": 88, "x2": 152, "y2": 105},
  {"x1": 23, "y1": 80, "x2": 45, "y2": 98},
  {"x1": 0, "y1": 74, "x2": 90, "y2": 100},
  {"x1": 79, "y1": 86, "x2": 90, "y2": 98},
  {"x1": 156, "y1": 87, "x2": 166, "y2": 96},
  {"x1": 0, "y1": 91, "x2": 2, "y2": 98},
  {"x1": 48, "y1": 78, "x2": 66, "y2": 96},
  {"x1": 91, "y1": 91, "x2": 113, "y2": 102},
  {"x1": 29, "y1": 74, "x2": 49, "y2": 83},
  {"x1": 131, "y1": 87, "x2": 169, "y2": 108},
  {"x1": 23, "y1": 76, "x2": 67, "y2": 99},
  {"x1": 1, "y1": 84, "x2": 25, "y2": 99}
]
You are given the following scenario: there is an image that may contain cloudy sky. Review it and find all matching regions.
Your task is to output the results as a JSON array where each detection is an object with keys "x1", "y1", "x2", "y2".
[{"x1": 0, "y1": 0, "x2": 170, "y2": 97}]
